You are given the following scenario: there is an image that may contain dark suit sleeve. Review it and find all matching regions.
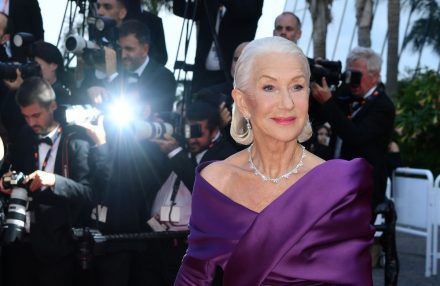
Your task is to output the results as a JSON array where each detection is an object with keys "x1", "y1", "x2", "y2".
[
  {"x1": 169, "y1": 149, "x2": 197, "y2": 190},
  {"x1": 28, "y1": 0, "x2": 45, "y2": 40},
  {"x1": 173, "y1": 0, "x2": 200, "y2": 20},
  {"x1": 52, "y1": 137, "x2": 92, "y2": 203},
  {"x1": 322, "y1": 97, "x2": 395, "y2": 147},
  {"x1": 223, "y1": 0, "x2": 264, "y2": 19},
  {"x1": 149, "y1": 67, "x2": 177, "y2": 113}
]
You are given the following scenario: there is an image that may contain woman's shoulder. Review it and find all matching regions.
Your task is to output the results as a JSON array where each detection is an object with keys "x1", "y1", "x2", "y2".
[{"x1": 198, "y1": 151, "x2": 246, "y2": 192}]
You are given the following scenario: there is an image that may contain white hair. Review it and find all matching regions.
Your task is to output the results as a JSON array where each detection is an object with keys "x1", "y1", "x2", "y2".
[
  {"x1": 230, "y1": 36, "x2": 312, "y2": 145},
  {"x1": 346, "y1": 46, "x2": 382, "y2": 74}
]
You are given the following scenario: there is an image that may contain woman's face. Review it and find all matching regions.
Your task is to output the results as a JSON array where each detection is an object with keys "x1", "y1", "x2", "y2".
[{"x1": 237, "y1": 52, "x2": 309, "y2": 143}]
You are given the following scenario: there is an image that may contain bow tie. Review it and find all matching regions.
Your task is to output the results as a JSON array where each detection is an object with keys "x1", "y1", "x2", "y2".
[{"x1": 38, "y1": 137, "x2": 53, "y2": 146}]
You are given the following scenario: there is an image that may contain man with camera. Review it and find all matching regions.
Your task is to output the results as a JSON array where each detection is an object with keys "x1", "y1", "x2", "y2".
[
  {"x1": 98, "y1": 19, "x2": 176, "y2": 114},
  {"x1": 0, "y1": 77, "x2": 92, "y2": 286},
  {"x1": 146, "y1": 100, "x2": 237, "y2": 284},
  {"x1": 79, "y1": 91, "x2": 172, "y2": 285},
  {"x1": 94, "y1": 0, "x2": 167, "y2": 66},
  {"x1": 173, "y1": 0, "x2": 264, "y2": 93},
  {"x1": 311, "y1": 47, "x2": 395, "y2": 210}
]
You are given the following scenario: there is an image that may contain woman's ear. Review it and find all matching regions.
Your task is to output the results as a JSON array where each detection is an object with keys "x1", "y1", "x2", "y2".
[{"x1": 232, "y1": 88, "x2": 250, "y2": 118}]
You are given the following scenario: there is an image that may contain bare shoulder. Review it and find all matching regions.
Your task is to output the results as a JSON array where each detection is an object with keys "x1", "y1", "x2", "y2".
[
  {"x1": 200, "y1": 150, "x2": 247, "y2": 193},
  {"x1": 302, "y1": 149, "x2": 326, "y2": 173}
]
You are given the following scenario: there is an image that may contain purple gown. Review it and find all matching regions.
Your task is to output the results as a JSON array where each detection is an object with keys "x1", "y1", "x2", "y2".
[{"x1": 175, "y1": 158, "x2": 374, "y2": 286}]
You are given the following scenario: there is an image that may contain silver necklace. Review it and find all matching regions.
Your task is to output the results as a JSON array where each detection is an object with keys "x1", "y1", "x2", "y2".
[{"x1": 247, "y1": 144, "x2": 306, "y2": 184}]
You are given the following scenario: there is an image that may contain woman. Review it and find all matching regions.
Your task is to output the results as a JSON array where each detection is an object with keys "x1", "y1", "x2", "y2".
[
  {"x1": 175, "y1": 37, "x2": 374, "y2": 285},
  {"x1": 32, "y1": 41, "x2": 73, "y2": 105}
]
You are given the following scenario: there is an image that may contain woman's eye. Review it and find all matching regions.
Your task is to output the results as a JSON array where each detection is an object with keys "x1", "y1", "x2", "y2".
[
  {"x1": 292, "y1": 84, "x2": 304, "y2": 91},
  {"x1": 263, "y1": 85, "x2": 275, "y2": 92}
]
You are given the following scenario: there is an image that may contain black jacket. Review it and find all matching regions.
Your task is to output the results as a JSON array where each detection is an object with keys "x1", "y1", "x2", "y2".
[
  {"x1": 173, "y1": 0, "x2": 263, "y2": 92},
  {"x1": 4, "y1": 124, "x2": 92, "y2": 261},
  {"x1": 9, "y1": 0, "x2": 44, "y2": 61},
  {"x1": 169, "y1": 135, "x2": 238, "y2": 190},
  {"x1": 111, "y1": 59, "x2": 176, "y2": 113},
  {"x1": 89, "y1": 136, "x2": 170, "y2": 239},
  {"x1": 320, "y1": 86, "x2": 395, "y2": 208}
]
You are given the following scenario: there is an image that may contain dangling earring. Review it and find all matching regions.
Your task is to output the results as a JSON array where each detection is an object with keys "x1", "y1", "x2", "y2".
[{"x1": 245, "y1": 117, "x2": 251, "y2": 130}]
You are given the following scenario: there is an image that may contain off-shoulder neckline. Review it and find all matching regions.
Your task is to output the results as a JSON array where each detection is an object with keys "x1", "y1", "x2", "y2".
[{"x1": 195, "y1": 159, "x2": 360, "y2": 214}]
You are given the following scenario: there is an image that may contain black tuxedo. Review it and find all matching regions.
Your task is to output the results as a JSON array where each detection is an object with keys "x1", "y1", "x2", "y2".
[
  {"x1": 111, "y1": 58, "x2": 176, "y2": 113},
  {"x1": 173, "y1": 0, "x2": 263, "y2": 92},
  {"x1": 8, "y1": 0, "x2": 44, "y2": 61},
  {"x1": 88, "y1": 132, "x2": 171, "y2": 286},
  {"x1": 169, "y1": 135, "x2": 238, "y2": 191},
  {"x1": 320, "y1": 86, "x2": 395, "y2": 208},
  {"x1": 1, "y1": 124, "x2": 92, "y2": 286}
]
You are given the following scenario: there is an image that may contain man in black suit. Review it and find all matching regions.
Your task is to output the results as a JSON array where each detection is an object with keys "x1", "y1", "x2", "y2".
[
  {"x1": 0, "y1": 77, "x2": 92, "y2": 286},
  {"x1": 6, "y1": 0, "x2": 44, "y2": 62},
  {"x1": 105, "y1": 19, "x2": 176, "y2": 113},
  {"x1": 311, "y1": 47, "x2": 395, "y2": 209},
  {"x1": 147, "y1": 100, "x2": 237, "y2": 284},
  {"x1": 81, "y1": 88, "x2": 171, "y2": 285},
  {"x1": 173, "y1": 0, "x2": 264, "y2": 93},
  {"x1": 95, "y1": 0, "x2": 167, "y2": 65}
]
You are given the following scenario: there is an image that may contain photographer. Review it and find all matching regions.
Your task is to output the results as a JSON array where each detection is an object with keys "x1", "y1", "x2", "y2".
[
  {"x1": 310, "y1": 47, "x2": 395, "y2": 210},
  {"x1": 4, "y1": 0, "x2": 44, "y2": 62},
  {"x1": 173, "y1": 0, "x2": 264, "y2": 93},
  {"x1": 147, "y1": 100, "x2": 237, "y2": 284},
  {"x1": 102, "y1": 19, "x2": 176, "y2": 113},
  {"x1": 31, "y1": 41, "x2": 73, "y2": 105},
  {"x1": 0, "y1": 77, "x2": 92, "y2": 286},
  {"x1": 1, "y1": 40, "x2": 72, "y2": 146},
  {"x1": 80, "y1": 94, "x2": 171, "y2": 285},
  {"x1": 94, "y1": 0, "x2": 168, "y2": 66}
]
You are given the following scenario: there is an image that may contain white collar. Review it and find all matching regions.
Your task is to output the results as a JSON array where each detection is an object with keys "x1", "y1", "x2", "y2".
[
  {"x1": 132, "y1": 56, "x2": 150, "y2": 77},
  {"x1": 39, "y1": 124, "x2": 60, "y2": 140},
  {"x1": 363, "y1": 85, "x2": 377, "y2": 99}
]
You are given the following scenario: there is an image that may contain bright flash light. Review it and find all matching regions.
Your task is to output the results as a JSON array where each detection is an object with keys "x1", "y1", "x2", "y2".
[{"x1": 108, "y1": 97, "x2": 134, "y2": 127}]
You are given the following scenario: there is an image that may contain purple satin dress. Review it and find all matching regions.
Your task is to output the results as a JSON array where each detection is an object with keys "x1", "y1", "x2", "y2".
[{"x1": 175, "y1": 158, "x2": 374, "y2": 286}]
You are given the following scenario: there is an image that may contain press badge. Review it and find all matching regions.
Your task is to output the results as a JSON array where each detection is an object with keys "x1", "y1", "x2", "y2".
[
  {"x1": 91, "y1": 204, "x2": 108, "y2": 223},
  {"x1": 160, "y1": 206, "x2": 180, "y2": 223}
]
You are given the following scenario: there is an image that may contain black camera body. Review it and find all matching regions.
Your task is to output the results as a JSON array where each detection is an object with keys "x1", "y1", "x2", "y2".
[
  {"x1": 0, "y1": 61, "x2": 42, "y2": 81},
  {"x1": 66, "y1": 16, "x2": 119, "y2": 67},
  {"x1": 308, "y1": 58, "x2": 362, "y2": 88}
]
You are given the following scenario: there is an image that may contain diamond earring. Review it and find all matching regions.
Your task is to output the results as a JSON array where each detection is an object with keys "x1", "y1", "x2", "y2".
[{"x1": 245, "y1": 118, "x2": 251, "y2": 130}]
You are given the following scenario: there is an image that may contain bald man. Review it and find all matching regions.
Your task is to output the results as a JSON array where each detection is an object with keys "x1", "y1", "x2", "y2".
[{"x1": 273, "y1": 12, "x2": 302, "y2": 43}]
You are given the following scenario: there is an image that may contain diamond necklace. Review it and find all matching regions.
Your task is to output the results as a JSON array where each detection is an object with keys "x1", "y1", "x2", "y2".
[{"x1": 247, "y1": 144, "x2": 306, "y2": 184}]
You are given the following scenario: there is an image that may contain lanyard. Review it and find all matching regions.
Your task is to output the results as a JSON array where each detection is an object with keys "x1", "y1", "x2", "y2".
[{"x1": 34, "y1": 127, "x2": 62, "y2": 171}]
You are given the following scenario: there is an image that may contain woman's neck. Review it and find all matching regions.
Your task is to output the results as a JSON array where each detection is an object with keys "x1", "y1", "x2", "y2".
[{"x1": 250, "y1": 139, "x2": 302, "y2": 179}]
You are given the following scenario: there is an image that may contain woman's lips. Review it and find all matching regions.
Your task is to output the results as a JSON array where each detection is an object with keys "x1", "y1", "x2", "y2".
[{"x1": 271, "y1": 116, "x2": 296, "y2": 125}]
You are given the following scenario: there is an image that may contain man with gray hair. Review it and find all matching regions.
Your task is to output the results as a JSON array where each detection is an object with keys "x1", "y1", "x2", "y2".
[
  {"x1": 311, "y1": 46, "x2": 395, "y2": 210},
  {"x1": 273, "y1": 11, "x2": 302, "y2": 43}
]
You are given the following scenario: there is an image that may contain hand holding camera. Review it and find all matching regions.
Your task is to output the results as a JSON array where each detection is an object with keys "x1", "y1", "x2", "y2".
[
  {"x1": 3, "y1": 69, "x2": 24, "y2": 91},
  {"x1": 311, "y1": 77, "x2": 333, "y2": 104}
]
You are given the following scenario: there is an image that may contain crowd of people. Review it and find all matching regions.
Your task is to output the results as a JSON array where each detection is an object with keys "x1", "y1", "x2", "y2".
[{"x1": 0, "y1": 0, "x2": 397, "y2": 285}]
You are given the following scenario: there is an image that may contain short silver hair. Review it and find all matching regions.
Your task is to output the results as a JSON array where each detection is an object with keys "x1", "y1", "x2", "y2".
[
  {"x1": 231, "y1": 36, "x2": 312, "y2": 145},
  {"x1": 346, "y1": 47, "x2": 382, "y2": 74}
]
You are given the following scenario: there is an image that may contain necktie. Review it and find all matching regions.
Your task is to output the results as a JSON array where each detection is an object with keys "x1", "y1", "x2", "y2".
[{"x1": 38, "y1": 137, "x2": 53, "y2": 146}]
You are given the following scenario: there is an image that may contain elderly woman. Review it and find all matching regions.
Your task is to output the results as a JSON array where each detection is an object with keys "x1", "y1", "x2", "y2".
[{"x1": 175, "y1": 37, "x2": 374, "y2": 285}]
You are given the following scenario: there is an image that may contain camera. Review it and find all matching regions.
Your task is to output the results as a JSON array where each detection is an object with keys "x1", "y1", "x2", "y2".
[
  {"x1": 65, "y1": 35, "x2": 106, "y2": 66},
  {"x1": 308, "y1": 59, "x2": 362, "y2": 88},
  {"x1": 1, "y1": 171, "x2": 29, "y2": 244},
  {"x1": 66, "y1": 16, "x2": 118, "y2": 66},
  {"x1": 0, "y1": 61, "x2": 42, "y2": 81}
]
